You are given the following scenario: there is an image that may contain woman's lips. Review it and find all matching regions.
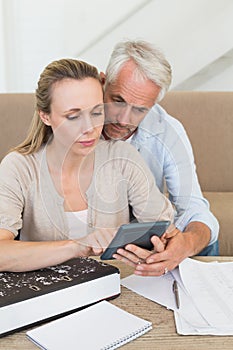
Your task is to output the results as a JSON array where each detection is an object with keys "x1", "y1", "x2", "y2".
[{"x1": 77, "y1": 139, "x2": 96, "y2": 147}]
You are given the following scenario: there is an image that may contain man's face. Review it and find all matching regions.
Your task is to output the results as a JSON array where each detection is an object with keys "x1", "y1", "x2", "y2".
[{"x1": 103, "y1": 61, "x2": 161, "y2": 140}]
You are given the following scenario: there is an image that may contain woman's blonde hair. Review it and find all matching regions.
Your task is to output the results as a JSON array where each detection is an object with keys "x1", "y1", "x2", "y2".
[{"x1": 12, "y1": 59, "x2": 101, "y2": 155}]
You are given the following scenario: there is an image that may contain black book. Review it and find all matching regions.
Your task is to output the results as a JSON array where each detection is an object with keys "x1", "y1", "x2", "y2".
[{"x1": 0, "y1": 257, "x2": 120, "y2": 337}]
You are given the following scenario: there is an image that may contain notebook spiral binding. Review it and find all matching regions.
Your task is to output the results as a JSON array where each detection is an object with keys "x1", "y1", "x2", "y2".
[{"x1": 102, "y1": 324, "x2": 152, "y2": 350}]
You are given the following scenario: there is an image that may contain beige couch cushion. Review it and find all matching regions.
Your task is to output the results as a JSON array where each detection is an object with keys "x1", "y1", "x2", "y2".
[
  {"x1": 160, "y1": 92, "x2": 233, "y2": 256},
  {"x1": 204, "y1": 192, "x2": 233, "y2": 256},
  {"x1": 0, "y1": 93, "x2": 35, "y2": 160},
  {"x1": 160, "y1": 91, "x2": 233, "y2": 192}
]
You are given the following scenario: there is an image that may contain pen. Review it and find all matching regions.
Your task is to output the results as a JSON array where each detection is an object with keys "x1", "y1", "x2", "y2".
[{"x1": 173, "y1": 280, "x2": 180, "y2": 309}]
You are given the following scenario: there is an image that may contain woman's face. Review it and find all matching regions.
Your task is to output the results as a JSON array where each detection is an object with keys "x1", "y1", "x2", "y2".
[{"x1": 41, "y1": 77, "x2": 104, "y2": 157}]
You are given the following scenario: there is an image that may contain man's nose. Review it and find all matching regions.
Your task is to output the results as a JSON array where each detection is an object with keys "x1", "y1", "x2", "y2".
[{"x1": 116, "y1": 105, "x2": 132, "y2": 126}]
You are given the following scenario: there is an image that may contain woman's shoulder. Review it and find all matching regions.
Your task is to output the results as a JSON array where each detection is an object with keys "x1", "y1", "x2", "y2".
[
  {"x1": 1, "y1": 147, "x2": 43, "y2": 162},
  {"x1": 1, "y1": 151, "x2": 27, "y2": 169},
  {"x1": 0, "y1": 147, "x2": 45, "y2": 175}
]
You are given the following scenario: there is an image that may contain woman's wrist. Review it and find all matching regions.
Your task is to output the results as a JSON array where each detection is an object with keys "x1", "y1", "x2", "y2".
[{"x1": 69, "y1": 239, "x2": 91, "y2": 258}]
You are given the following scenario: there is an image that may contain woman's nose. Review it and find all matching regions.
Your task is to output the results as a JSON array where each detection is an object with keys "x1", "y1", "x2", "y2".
[{"x1": 81, "y1": 114, "x2": 94, "y2": 134}]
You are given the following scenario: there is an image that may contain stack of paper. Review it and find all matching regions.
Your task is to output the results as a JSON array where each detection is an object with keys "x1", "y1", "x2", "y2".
[
  {"x1": 174, "y1": 258, "x2": 233, "y2": 335},
  {"x1": 121, "y1": 258, "x2": 233, "y2": 335}
]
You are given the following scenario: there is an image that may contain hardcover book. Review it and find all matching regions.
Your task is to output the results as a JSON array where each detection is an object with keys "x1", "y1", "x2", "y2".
[{"x1": 0, "y1": 257, "x2": 120, "y2": 337}]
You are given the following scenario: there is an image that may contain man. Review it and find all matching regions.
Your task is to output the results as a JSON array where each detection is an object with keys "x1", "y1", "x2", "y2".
[{"x1": 101, "y1": 40, "x2": 219, "y2": 276}]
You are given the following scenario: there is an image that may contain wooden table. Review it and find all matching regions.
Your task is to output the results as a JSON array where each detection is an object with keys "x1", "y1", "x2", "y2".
[{"x1": 1, "y1": 257, "x2": 233, "y2": 350}]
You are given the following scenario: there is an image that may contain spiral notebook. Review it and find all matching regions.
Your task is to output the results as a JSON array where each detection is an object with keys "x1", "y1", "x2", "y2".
[{"x1": 27, "y1": 300, "x2": 152, "y2": 350}]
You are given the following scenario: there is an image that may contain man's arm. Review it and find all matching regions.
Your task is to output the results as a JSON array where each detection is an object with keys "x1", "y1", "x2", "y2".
[
  {"x1": 133, "y1": 105, "x2": 219, "y2": 246},
  {"x1": 161, "y1": 110, "x2": 219, "y2": 245},
  {"x1": 182, "y1": 221, "x2": 211, "y2": 255},
  {"x1": 113, "y1": 107, "x2": 219, "y2": 275}
]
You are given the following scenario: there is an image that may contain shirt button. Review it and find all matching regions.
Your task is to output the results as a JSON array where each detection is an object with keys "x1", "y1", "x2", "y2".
[{"x1": 88, "y1": 223, "x2": 93, "y2": 228}]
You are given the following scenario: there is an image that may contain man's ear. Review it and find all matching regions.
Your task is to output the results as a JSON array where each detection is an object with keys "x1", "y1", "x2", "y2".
[
  {"x1": 39, "y1": 111, "x2": 51, "y2": 126},
  {"x1": 100, "y1": 72, "x2": 106, "y2": 86}
]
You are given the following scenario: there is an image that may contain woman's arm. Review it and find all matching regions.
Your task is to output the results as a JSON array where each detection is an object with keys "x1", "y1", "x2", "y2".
[
  {"x1": 0, "y1": 152, "x2": 100, "y2": 272},
  {"x1": 0, "y1": 228, "x2": 94, "y2": 272}
]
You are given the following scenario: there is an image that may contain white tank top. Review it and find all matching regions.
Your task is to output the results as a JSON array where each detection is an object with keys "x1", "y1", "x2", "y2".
[{"x1": 65, "y1": 210, "x2": 88, "y2": 239}]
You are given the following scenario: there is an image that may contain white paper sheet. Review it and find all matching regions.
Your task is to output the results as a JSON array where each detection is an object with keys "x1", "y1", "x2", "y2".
[
  {"x1": 121, "y1": 268, "x2": 209, "y2": 328},
  {"x1": 174, "y1": 311, "x2": 233, "y2": 336},
  {"x1": 121, "y1": 258, "x2": 233, "y2": 335},
  {"x1": 179, "y1": 259, "x2": 233, "y2": 327},
  {"x1": 121, "y1": 271, "x2": 177, "y2": 310}
]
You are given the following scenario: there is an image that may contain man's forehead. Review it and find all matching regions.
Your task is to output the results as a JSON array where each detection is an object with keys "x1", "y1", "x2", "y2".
[
  {"x1": 107, "y1": 79, "x2": 160, "y2": 109},
  {"x1": 106, "y1": 61, "x2": 160, "y2": 108}
]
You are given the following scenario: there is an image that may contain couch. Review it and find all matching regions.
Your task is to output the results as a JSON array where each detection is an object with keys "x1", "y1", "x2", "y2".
[{"x1": 0, "y1": 91, "x2": 232, "y2": 255}]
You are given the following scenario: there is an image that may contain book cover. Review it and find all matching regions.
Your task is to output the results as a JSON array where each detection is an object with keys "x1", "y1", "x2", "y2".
[{"x1": 0, "y1": 257, "x2": 120, "y2": 337}]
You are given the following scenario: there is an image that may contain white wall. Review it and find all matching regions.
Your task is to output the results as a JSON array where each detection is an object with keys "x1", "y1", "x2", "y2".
[
  {"x1": 175, "y1": 49, "x2": 233, "y2": 91},
  {"x1": 0, "y1": 1, "x2": 6, "y2": 91},
  {"x1": 195, "y1": 64, "x2": 233, "y2": 91},
  {"x1": 0, "y1": 0, "x2": 233, "y2": 92},
  {"x1": 0, "y1": 0, "x2": 147, "y2": 92},
  {"x1": 79, "y1": 0, "x2": 233, "y2": 89}
]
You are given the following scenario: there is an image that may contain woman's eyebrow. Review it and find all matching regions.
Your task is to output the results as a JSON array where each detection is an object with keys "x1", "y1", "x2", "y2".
[
  {"x1": 63, "y1": 104, "x2": 103, "y2": 114},
  {"x1": 90, "y1": 103, "x2": 104, "y2": 112},
  {"x1": 63, "y1": 108, "x2": 81, "y2": 114}
]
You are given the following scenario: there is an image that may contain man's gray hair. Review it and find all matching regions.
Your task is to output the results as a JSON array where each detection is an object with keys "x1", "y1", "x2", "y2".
[{"x1": 105, "y1": 40, "x2": 172, "y2": 102}]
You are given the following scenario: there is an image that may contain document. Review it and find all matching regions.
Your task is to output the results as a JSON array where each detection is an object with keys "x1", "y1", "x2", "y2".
[
  {"x1": 121, "y1": 271, "x2": 177, "y2": 310},
  {"x1": 178, "y1": 258, "x2": 233, "y2": 327},
  {"x1": 121, "y1": 268, "x2": 208, "y2": 327},
  {"x1": 121, "y1": 258, "x2": 233, "y2": 335},
  {"x1": 174, "y1": 312, "x2": 233, "y2": 335}
]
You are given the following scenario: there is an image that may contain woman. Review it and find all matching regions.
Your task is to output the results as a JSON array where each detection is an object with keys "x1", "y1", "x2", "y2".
[{"x1": 0, "y1": 58, "x2": 173, "y2": 272}]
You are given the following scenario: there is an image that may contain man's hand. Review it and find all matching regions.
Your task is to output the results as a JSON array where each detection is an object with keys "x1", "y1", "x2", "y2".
[
  {"x1": 112, "y1": 225, "x2": 179, "y2": 272},
  {"x1": 112, "y1": 222, "x2": 211, "y2": 276},
  {"x1": 113, "y1": 234, "x2": 166, "y2": 268}
]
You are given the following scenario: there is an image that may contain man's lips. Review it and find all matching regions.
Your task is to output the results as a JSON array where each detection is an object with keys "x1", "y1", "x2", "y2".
[{"x1": 109, "y1": 123, "x2": 129, "y2": 131}]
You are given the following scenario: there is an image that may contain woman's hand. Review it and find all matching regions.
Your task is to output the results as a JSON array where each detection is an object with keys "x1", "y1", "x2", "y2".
[{"x1": 76, "y1": 228, "x2": 116, "y2": 256}]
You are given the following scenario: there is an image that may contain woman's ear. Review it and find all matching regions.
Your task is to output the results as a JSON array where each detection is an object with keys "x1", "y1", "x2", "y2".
[
  {"x1": 39, "y1": 111, "x2": 51, "y2": 126},
  {"x1": 100, "y1": 72, "x2": 106, "y2": 86}
]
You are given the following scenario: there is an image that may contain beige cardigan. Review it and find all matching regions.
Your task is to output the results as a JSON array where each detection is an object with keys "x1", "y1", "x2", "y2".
[{"x1": 0, "y1": 140, "x2": 173, "y2": 241}]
